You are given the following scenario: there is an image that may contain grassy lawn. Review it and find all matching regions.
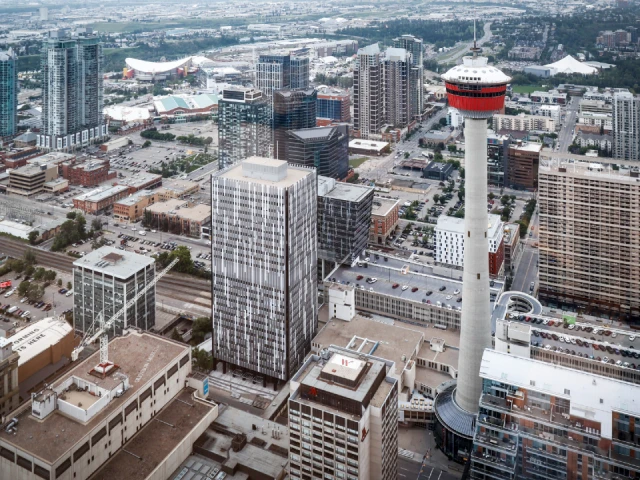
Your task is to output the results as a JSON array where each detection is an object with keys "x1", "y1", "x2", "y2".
[
  {"x1": 511, "y1": 84, "x2": 549, "y2": 94},
  {"x1": 349, "y1": 157, "x2": 370, "y2": 169}
]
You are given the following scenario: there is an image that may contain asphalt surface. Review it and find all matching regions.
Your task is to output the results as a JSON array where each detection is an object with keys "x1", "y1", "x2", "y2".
[
  {"x1": 434, "y1": 21, "x2": 493, "y2": 65},
  {"x1": 558, "y1": 97, "x2": 579, "y2": 152},
  {"x1": 398, "y1": 458, "x2": 461, "y2": 480}
]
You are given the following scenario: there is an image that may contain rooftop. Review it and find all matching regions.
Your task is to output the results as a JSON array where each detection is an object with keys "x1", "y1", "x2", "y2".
[
  {"x1": 159, "y1": 178, "x2": 199, "y2": 194},
  {"x1": 116, "y1": 172, "x2": 162, "y2": 189},
  {"x1": 437, "y1": 214, "x2": 502, "y2": 236},
  {"x1": 0, "y1": 331, "x2": 188, "y2": 464},
  {"x1": 73, "y1": 246, "x2": 154, "y2": 279},
  {"x1": 90, "y1": 389, "x2": 215, "y2": 480},
  {"x1": 215, "y1": 157, "x2": 312, "y2": 188},
  {"x1": 442, "y1": 56, "x2": 511, "y2": 85},
  {"x1": 9, "y1": 163, "x2": 55, "y2": 177},
  {"x1": 10, "y1": 317, "x2": 73, "y2": 366},
  {"x1": 115, "y1": 190, "x2": 156, "y2": 207},
  {"x1": 539, "y1": 153, "x2": 640, "y2": 181},
  {"x1": 145, "y1": 199, "x2": 187, "y2": 214},
  {"x1": 318, "y1": 176, "x2": 373, "y2": 203},
  {"x1": 349, "y1": 139, "x2": 389, "y2": 151},
  {"x1": 74, "y1": 185, "x2": 129, "y2": 203},
  {"x1": 371, "y1": 196, "x2": 399, "y2": 217}
]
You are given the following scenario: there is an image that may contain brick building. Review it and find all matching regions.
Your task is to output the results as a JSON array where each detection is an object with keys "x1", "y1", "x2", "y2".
[
  {"x1": 63, "y1": 159, "x2": 116, "y2": 186},
  {"x1": 145, "y1": 199, "x2": 211, "y2": 238},
  {"x1": 369, "y1": 196, "x2": 400, "y2": 244},
  {"x1": 116, "y1": 172, "x2": 163, "y2": 194},
  {"x1": 507, "y1": 143, "x2": 543, "y2": 190},
  {"x1": 73, "y1": 185, "x2": 129, "y2": 214},
  {"x1": 113, "y1": 191, "x2": 159, "y2": 223}
]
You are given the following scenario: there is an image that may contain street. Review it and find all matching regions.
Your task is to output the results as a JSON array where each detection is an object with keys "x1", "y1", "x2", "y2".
[
  {"x1": 511, "y1": 209, "x2": 539, "y2": 293},
  {"x1": 558, "y1": 97, "x2": 579, "y2": 152},
  {"x1": 433, "y1": 21, "x2": 493, "y2": 65},
  {"x1": 398, "y1": 458, "x2": 460, "y2": 480}
]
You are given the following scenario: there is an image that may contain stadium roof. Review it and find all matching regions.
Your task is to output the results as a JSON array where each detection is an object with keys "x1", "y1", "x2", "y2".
[
  {"x1": 125, "y1": 56, "x2": 192, "y2": 74},
  {"x1": 545, "y1": 55, "x2": 597, "y2": 75},
  {"x1": 154, "y1": 93, "x2": 219, "y2": 114}
]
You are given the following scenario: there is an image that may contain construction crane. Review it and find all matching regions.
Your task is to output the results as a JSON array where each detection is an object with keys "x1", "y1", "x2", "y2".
[{"x1": 71, "y1": 258, "x2": 179, "y2": 373}]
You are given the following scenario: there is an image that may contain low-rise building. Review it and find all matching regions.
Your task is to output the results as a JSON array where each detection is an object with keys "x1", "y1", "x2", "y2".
[
  {"x1": 154, "y1": 178, "x2": 200, "y2": 201},
  {"x1": 116, "y1": 172, "x2": 163, "y2": 194},
  {"x1": 530, "y1": 90, "x2": 568, "y2": 105},
  {"x1": 576, "y1": 131, "x2": 613, "y2": 153},
  {"x1": 436, "y1": 214, "x2": 505, "y2": 276},
  {"x1": 64, "y1": 159, "x2": 116, "y2": 186},
  {"x1": 534, "y1": 104, "x2": 561, "y2": 124},
  {"x1": 506, "y1": 142, "x2": 543, "y2": 190},
  {"x1": 113, "y1": 191, "x2": 159, "y2": 223},
  {"x1": 7, "y1": 162, "x2": 57, "y2": 197},
  {"x1": 154, "y1": 93, "x2": 219, "y2": 120},
  {"x1": 493, "y1": 113, "x2": 555, "y2": 133},
  {"x1": 422, "y1": 161, "x2": 455, "y2": 181},
  {"x1": 0, "y1": 337, "x2": 19, "y2": 419},
  {"x1": 0, "y1": 331, "x2": 212, "y2": 480},
  {"x1": 145, "y1": 199, "x2": 212, "y2": 238},
  {"x1": 577, "y1": 111, "x2": 612, "y2": 133},
  {"x1": 348, "y1": 139, "x2": 390, "y2": 156},
  {"x1": 73, "y1": 185, "x2": 129, "y2": 214},
  {"x1": 43, "y1": 178, "x2": 70, "y2": 194},
  {"x1": 369, "y1": 196, "x2": 399, "y2": 245}
]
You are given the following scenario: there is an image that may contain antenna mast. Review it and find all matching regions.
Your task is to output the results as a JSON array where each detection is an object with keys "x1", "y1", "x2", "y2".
[{"x1": 471, "y1": 18, "x2": 481, "y2": 57}]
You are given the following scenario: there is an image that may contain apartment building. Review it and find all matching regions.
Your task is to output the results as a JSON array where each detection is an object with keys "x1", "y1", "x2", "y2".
[
  {"x1": 382, "y1": 48, "x2": 411, "y2": 128},
  {"x1": 488, "y1": 130, "x2": 511, "y2": 188},
  {"x1": 507, "y1": 143, "x2": 543, "y2": 190},
  {"x1": 316, "y1": 87, "x2": 351, "y2": 126},
  {"x1": 471, "y1": 349, "x2": 640, "y2": 480},
  {"x1": 393, "y1": 34, "x2": 424, "y2": 121},
  {"x1": 211, "y1": 158, "x2": 317, "y2": 385},
  {"x1": 286, "y1": 125, "x2": 349, "y2": 180},
  {"x1": 538, "y1": 152, "x2": 640, "y2": 321},
  {"x1": 288, "y1": 347, "x2": 399, "y2": 480},
  {"x1": 530, "y1": 90, "x2": 568, "y2": 105},
  {"x1": 39, "y1": 30, "x2": 106, "y2": 150},
  {"x1": 613, "y1": 90, "x2": 640, "y2": 161},
  {"x1": 217, "y1": 87, "x2": 271, "y2": 169},
  {"x1": 353, "y1": 44, "x2": 383, "y2": 139},
  {"x1": 273, "y1": 88, "x2": 317, "y2": 160},
  {"x1": 369, "y1": 196, "x2": 399, "y2": 245},
  {"x1": 435, "y1": 214, "x2": 505, "y2": 276},
  {"x1": 113, "y1": 191, "x2": 158, "y2": 223},
  {"x1": 580, "y1": 99, "x2": 613, "y2": 116},
  {"x1": 255, "y1": 51, "x2": 309, "y2": 98},
  {"x1": 73, "y1": 247, "x2": 156, "y2": 335},
  {"x1": 0, "y1": 49, "x2": 18, "y2": 137},
  {"x1": 317, "y1": 176, "x2": 374, "y2": 271},
  {"x1": 492, "y1": 114, "x2": 555, "y2": 133},
  {"x1": 7, "y1": 163, "x2": 58, "y2": 197},
  {"x1": 577, "y1": 111, "x2": 612, "y2": 134},
  {"x1": 0, "y1": 338, "x2": 19, "y2": 419}
]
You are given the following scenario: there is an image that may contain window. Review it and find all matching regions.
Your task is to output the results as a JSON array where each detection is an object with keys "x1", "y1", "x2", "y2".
[
  {"x1": 34, "y1": 464, "x2": 50, "y2": 480},
  {"x1": 92, "y1": 427, "x2": 107, "y2": 446},
  {"x1": 55, "y1": 458, "x2": 71, "y2": 478},
  {"x1": 73, "y1": 442, "x2": 90, "y2": 462}
]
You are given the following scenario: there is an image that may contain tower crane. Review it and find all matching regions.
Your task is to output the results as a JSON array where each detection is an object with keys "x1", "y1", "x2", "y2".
[{"x1": 71, "y1": 258, "x2": 179, "y2": 374}]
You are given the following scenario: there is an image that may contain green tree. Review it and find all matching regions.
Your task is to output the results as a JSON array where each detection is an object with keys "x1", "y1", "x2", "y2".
[
  {"x1": 169, "y1": 246, "x2": 194, "y2": 273},
  {"x1": 33, "y1": 267, "x2": 45, "y2": 282},
  {"x1": 433, "y1": 194, "x2": 440, "y2": 204},
  {"x1": 447, "y1": 144, "x2": 457, "y2": 153},
  {"x1": 171, "y1": 328, "x2": 183, "y2": 342},
  {"x1": 191, "y1": 316, "x2": 213, "y2": 345},
  {"x1": 439, "y1": 117, "x2": 448, "y2": 127},
  {"x1": 67, "y1": 281, "x2": 72, "y2": 290},
  {"x1": 501, "y1": 195, "x2": 510, "y2": 206},
  {"x1": 192, "y1": 347, "x2": 213, "y2": 372},
  {"x1": 18, "y1": 281, "x2": 31, "y2": 297},
  {"x1": 27, "y1": 283, "x2": 44, "y2": 302},
  {"x1": 488, "y1": 192, "x2": 495, "y2": 200},
  {"x1": 24, "y1": 248, "x2": 37, "y2": 266},
  {"x1": 28, "y1": 231, "x2": 39, "y2": 245},
  {"x1": 91, "y1": 218, "x2": 102, "y2": 232},
  {"x1": 24, "y1": 265, "x2": 35, "y2": 278},
  {"x1": 44, "y1": 270, "x2": 57, "y2": 282},
  {"x1": 142, "y1": 140, "x2": 152, "y2": 148},
  {"x1": 57, "y1": 278, "x2": 62, "y2": 287},
  {"x1": 9, "y1": 259, "x2": 24, "y2": 274},
  {"x1": 67, "y1": 211, "x2": 77, "y2": 220}
]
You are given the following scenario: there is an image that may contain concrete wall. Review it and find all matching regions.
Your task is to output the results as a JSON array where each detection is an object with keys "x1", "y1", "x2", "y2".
[{"x1": 19, "y1": 328, "x2": 75, "y2": 384}]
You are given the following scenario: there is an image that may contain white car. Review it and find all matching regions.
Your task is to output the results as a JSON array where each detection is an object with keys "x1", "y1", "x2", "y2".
[
  {"x1": 401, "y1": 285, "x2": 409, "y2": 291},
  {"x1": 20, "y1": 297, "x2": 27, "y2": 303},
  {"x1": 446, "y1": 295, "x2": 452, "y2": 300},
  {"x1": 453, "y1": 289, "x2": 460, "y2": 295},
  {"x1": 369, "y1": 278, "x2": 377, "y2": 284},
  {"x1": 4, "y1": 289, "x2": 15, "y2": 298}
]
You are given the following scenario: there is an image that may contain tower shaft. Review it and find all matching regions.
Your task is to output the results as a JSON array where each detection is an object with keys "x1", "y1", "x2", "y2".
[{"x1": 456, "y1": 117, "x2": 492, "y2": 414}]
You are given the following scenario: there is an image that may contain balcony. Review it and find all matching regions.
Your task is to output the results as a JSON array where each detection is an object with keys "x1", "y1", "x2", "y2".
[
  {"x1": 475, "y1": 432, "x2": 518, "y2": 455},
  {"x1": 471, "y1": 451, "x2": 517, "y2": 473},
  {"x1": 610, "y1": 450, "x2": 640, "y2": 470}
]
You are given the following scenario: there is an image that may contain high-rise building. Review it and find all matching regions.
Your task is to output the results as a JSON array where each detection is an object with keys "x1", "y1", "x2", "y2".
[
  {"x1": 39, "y1": 7, "x2": 49, "y2": 21},
  {"x1": 393, "y1": 34, "x2": 424, "y2": 120},
  {"x1": 211, "y1": 157, "x2": 317, "y2": 386},
  {"x1": 316, "y1": 86, "x2": 351, "y2": 126},
  {"x1": 0, "y1": 49, "x2": 18, "y2": 138},
  {"x1": 538, "y1": 152, "x2": 640, "y2": 322},
  {"x1": 73, "y1": 247, "x2": 156, "y2": 336},
  {"x1": 382, "y1": 48, "x2": 411, "y2": 128},
  {"x1": 471, "y1": 349, "x2": 640, "y2": 480},
  {"x1": 317, "y1": 175, "x2": 374, "y2": 272},
  {"x1": 288, "y1": 347, "x2": 399, "y2": 480},
  {"x1": 613, "y1": 89, "x2": 640, "y2": 161},
  {"x1": 285, "y1": 125, "x2": 349, "y2": 180},
  {"x1": 506, "y1": 142, "x2": 542, "y2": 190},
  {"x1": 273, "y1": 88, "x2": 317, "y2": 160},
  {"x1": 39, "y1": 30, "x2": 106, "y2": 151},
  {"x1": 487, "y1": 130, "x2": 510, "y2": 187},
  {"x1": 217, "y1": 87, "x2": 271, "y2": 169},
  {"x1": 433, "y1": 47, "x2": 510, "y2": 460},
  {"x1": 353, "y1": 44, "x2": 383, "y2": 139},
  {"x1": 255, "y1": 51, "x2": 309, "y2": 98}
]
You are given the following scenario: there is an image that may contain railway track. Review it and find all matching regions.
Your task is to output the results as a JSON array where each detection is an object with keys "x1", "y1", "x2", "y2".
[{"x1": 1, "y1": 238, "x2": 213, "y2": 307}]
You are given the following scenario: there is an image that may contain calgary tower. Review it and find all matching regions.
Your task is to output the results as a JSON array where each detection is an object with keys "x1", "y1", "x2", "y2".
[{"x1": 433, "y1": 28, "x2": 511, "y2": 461}]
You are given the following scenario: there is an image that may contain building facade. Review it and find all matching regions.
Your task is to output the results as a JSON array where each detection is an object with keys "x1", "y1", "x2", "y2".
[
  {"x1": 39, "y1": 30, "x2": 106, "y2": 150},
  {"x1": 369, "y1": 196, "x2": 399, "y2": 244},
  {"x1": 317, "y1": 176, "x2": 374, "y2": 267},
  {"x1": 487, "y1": 131, "x2": 510, "y2": 188},
  {"x1": 613, "y1": 90, "x2": 639, "y2": 161},
  {"x1": 217, "y1": 87, "x2": 271, "y2": 169},
  {"x1": 436, "y1": 214, "x2": 505, "y2": 276},
  {"x1": 73, "y1": 247, "x2": 156, "y2": 335},
  {"x1": 393, "y1": 34, "x2": 424, "y2": 121},
  {"x1": 382, "y1": 48, "x2": 411, "y2": 128},
  {"x1": 506, "y1": 143, "x2": 542, "y2": 190},
  {"x1": 471, "y1": 349, "x2": 640, "y2": 480},
  {"x1": 285, "y1": 125, "x2": 349, "y2": 180},
  {"x1": 0, "y1": 49, "x2": 18, "y2": 138},
  {"x1": 0, "y1": 338, "x2": 19, "y2": 419},
  {"x1": 273, "y1": 88, "x2": 317, "y2": 160},
  {"x1": 64, "y1": 160, "x2": 116, "y2": 186},
  {"x1": 538, "y1": 152, "x2": 640, "y2": 322},
  {"x1": 316, "y1": 87, "x2": 351, "y2": 126},
  {"x1": 211, "y1": 158, "x2": 317, "y2": 385},
  {"x1": 288, "y1": 347, "x2": 399, "y2": 480},
  {"x1": 492, "y1": 114, "x2": 555, "y2": 133},
  {"x1": 113, "y1": 191, "x2": 158, "y2": 223},
  {"x1": 72, "y1": 185, "x2": 129, "y2": 214},
  {"x1": 353, "y1": 44, "x2": 382, "y2": 139},
  {"x1": 255, "y1": 51, "x2": 309, "y2": 98}
]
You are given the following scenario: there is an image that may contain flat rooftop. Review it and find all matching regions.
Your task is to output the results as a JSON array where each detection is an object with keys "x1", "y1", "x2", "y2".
[
  {"x1": 74, "y1": 185, "x2": 128, "y2": 203},
  {"x1": 349, "y1": 139, "x2": 389, "y2": 151},
  {"x1": 145, "y1": 198, "x2": 186, "y2": 214},
  {"x1": 318, "y1": 175, "x2": 372, "y2": 203},
  {"x1": 116, "y1": 172, "x2": 162, "y2": 188},
  {"x1": 216, "y1": 157, "x2": 311, "y2": 188},
  {"x1": 540, "y1": 155, "x2": 640, "y2": 183},
  {"x1": 115, "y1": 191, "x2": 155, "y2": 206},
  {"x1": 0, "y1": 331, "x2": 188, "y2": 464},
  {"x1": 176, "y1": 204, "x2": 211, "y2": 222},
  {"x1": 159, "y1": 178, "x2": 199, "y2": 193},
  {"x1": 89, "y1": 389, "x2": 215, "y2": 480},
  {"x1": 371, "y1": 196, "x2": 399, "y2": 217},
  {"x1": 73, "y1": 246, "x2": 154, "y2": 279},
  {"x1": 437, "y1": 213, "x2": 502, "y2": 237},
  {"x1": 10, "y1": 316, "x2": 73, "y2": 366},
  {"x1": 327, "y1": 256, "x2": 503, "y2": 310}
]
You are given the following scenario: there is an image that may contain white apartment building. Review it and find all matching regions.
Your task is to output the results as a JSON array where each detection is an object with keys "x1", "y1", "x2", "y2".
[
  {"x1": 288, "y1": 347, "x2": 398, "y2": 480},
  {"x1": 492, "y1": 113, "x2": 555, "y2": 133},
  {"x1": 535, "y1": 104, "x2": 561, "y2": 124},
  {"x1": 353, "y1": 44, "x2": 382, "y2": 139},
  {"x1": 613, "y1": 89, "x2": 640, "y2": 161},
  {"x1": 578, "y1": 111, "x2": 613, "y2": 133},
  {"x1": 436, "y1": 214, "x2": 504, "y2": 273}
]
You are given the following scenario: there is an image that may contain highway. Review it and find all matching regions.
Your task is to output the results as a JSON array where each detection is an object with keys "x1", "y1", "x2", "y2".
[
  {"x1": 435, "y1": 21, "x2": 493, "y2": 65},
  {"x1": 558, "y1": 97, "x2": 579, "y2": 152}
]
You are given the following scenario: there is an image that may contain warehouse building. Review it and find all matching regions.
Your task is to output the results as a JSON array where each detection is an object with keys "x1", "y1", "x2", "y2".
[{"x1": 72, "y1": 185, "x2": 129, "y2": 214}]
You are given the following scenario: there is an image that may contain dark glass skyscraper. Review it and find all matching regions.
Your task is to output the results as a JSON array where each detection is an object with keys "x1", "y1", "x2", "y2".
[
  {"x1": 285, "y1": 125, "x2": 349, "y2": 180},
  {"x1": 273, "y1": 88, "x2": 317, "y2": 160},
  {"x1": 0, "y1": 49, "x2": 17, "y2": 138}
]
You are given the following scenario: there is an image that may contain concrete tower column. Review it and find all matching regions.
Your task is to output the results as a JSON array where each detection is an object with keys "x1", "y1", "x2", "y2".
[{"x1": 455, "y1": 117, "x2": 492, "y2": 414}]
